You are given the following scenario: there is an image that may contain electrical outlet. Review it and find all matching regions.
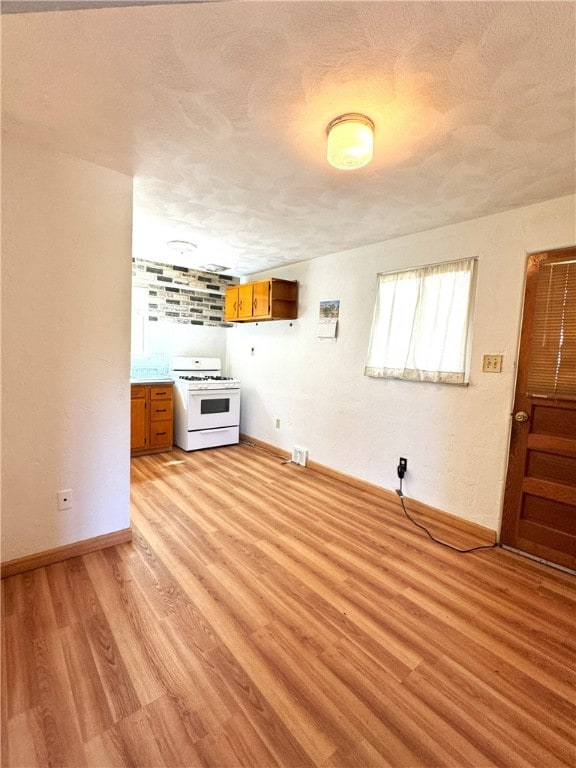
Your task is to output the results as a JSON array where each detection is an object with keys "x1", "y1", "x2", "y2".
[
  {"x1": 482, "y1": 354, "x2": 503, "y2": 373},
  {"x1": 275, "y1": 418, "x2": 281, "y2": 429},
  {"x1": 57, "y1": 489, "x2": 73, "y2": 510},
  {"x1": 397, "y1": 457, "x2": 407, "y2": 479},
  {"x1": 292, "y1": 446, "x2": 308, "y2": 466}
]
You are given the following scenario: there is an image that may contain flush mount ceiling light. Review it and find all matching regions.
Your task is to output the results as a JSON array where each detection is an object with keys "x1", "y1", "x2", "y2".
[
  {"x1": 199, "y1": 264, "x2": 229, "y2": 273},
  {"x1": 166, "y1": 240, "x2": 197, "y2": 255},
  {"x1": 326, "y1": 113, "x2": 375, "y2": 170}
]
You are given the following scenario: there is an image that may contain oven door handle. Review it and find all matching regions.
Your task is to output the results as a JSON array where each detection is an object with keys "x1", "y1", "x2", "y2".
[
  {"x1": 199, "y1": 428, "x2": 234, "y2": 434},
  {"x1": 189, "y1": 390, "x2": 238, "y2": 396}
]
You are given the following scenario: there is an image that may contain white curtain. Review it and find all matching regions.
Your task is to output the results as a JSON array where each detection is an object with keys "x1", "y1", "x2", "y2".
[{"x1": 365, "y1": 258, "x2": 476, "y2": 384}]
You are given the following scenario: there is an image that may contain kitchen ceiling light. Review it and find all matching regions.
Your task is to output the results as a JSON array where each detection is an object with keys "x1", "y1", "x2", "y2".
[
  {"x1": 326, "y1": 113, "x2": 374, "y2": 170},
  {"x1": 166, "y1": 240, "x2": 197, "y2": 255},
  {"x1": 199, "y1": 264, "x2": 229, "y2": 273}
]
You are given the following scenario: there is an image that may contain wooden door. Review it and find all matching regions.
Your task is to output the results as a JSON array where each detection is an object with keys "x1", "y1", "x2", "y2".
[
  {"x1": 130, "y1": 391, "x2": 147, "y2": 452},
  {"x1": 224, "y1": 286, "x2": 239, "y2": 321},
  {"x1": 238, "y1": 283, "x2": 254, "y2": 320},
  {"x1": 501, "y1": 246, "x2": 576, "y2": 569},
  {"x1": 252, "y1": 280, "x2": 271, "y2": 318}
]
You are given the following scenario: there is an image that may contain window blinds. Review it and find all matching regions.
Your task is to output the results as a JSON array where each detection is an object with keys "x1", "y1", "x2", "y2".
[{"x1": 526, "y1": 259, "x2": 576, "y2": 400}]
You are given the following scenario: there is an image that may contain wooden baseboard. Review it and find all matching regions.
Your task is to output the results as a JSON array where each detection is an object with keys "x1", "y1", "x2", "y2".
[
  {"x1": 1, "y1": 527, "x2": 133, "y2": 579},
  {"x1": 241, "y1": 434, "x2": 291, "y2": 459},
  {"x1": 131, "y1": 444, "x2": 173, "y2": 458},
  {"x1": 402, "y1": 498, "x2": 496, "y2": 543},
  {"x1": 240, "y1": 434, "x2": 496, "y2": 545}
]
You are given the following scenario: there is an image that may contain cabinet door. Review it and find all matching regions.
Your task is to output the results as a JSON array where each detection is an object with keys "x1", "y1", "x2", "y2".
[
  {"x1": 238, "y1": 283, "x2": 254, "y2": 319},
  {"x1": 225, "y1": 286, "x2": 239, "y2": 321},
  {"x1": 252, "y1": 280, "x2": 271, "y2": 318},
  {"x1": 130, "y1": 396, "x2": 147, "y2": 451}
]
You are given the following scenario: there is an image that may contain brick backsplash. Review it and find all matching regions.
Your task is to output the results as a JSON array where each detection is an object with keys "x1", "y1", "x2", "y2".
[{"x1": 132, "y1": 259, "x2": 239, "y2": 327}]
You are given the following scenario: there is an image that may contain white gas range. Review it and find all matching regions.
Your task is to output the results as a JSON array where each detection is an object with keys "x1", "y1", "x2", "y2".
[{"x1": 171, "y1": 357, "x2": 240, "y2": 451}]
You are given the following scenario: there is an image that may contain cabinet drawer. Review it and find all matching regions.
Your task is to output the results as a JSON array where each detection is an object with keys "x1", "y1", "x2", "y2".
[
  {"x1": 150, "y1": 386, "x2": 173, "y2": 400},
  {"x1": 149, "y1": 420, "x2": 172, "y2": 448},
  {"x1": 150, "y1": 400, "x2": 173, "y2": 421},
  {"x1": 131, "y1": 386, "x2": 147, "y2": 399}
]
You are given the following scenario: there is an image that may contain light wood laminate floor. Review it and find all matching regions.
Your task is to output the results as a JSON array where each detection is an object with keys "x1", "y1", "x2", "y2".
[{"x1": 2, "y1": 443, "x2": 575, "y2": 767}]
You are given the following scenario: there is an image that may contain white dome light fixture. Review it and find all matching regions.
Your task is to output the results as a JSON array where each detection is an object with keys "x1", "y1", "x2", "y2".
[
  {"x1": 326, "y1": 113, "x2": 375, "y2": 170},
  {"x1": 166, "y1": 240, "x2": 197, "y2": 256}
]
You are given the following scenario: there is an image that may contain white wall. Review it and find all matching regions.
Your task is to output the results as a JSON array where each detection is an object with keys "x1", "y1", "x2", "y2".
[
  {"x1": 227, "y1": 196, "x2": 575, "y2": 532},
  {"x1": 146, "y1": 321, "x2": 227, "y2": 365},
  {"x1": 131, "y1": 257, "x2": 232, "y2": 369},
  {"x1": 1, "y1": 134, "x2": 133, "y2": 562}
]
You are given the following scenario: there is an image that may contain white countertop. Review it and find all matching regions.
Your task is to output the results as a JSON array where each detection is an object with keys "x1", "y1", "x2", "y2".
[{"x1": 130, "y1": 378, "x2": 174, "y2": 385}]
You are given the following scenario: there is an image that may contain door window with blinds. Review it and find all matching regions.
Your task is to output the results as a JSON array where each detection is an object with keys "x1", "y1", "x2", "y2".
[
  {"x1": 526, "y1": 256, "x2": 576, "y2": 400},
  {"x1": 365, "y1": 258, "x2": 477, "y2": 384}
]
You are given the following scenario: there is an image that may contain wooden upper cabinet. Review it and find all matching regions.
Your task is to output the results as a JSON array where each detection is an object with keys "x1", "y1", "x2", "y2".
[
  {"x1": 225, "y1": 279, "x2": 297, "y2": 323},
  {"x1": 225, "y1": 284, "x2": 255, "y2": 321}
]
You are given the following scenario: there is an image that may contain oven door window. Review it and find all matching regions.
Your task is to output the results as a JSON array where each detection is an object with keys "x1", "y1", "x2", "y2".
[{"x1": 200, "y1": 397, "x2": 230, "y2": 415}]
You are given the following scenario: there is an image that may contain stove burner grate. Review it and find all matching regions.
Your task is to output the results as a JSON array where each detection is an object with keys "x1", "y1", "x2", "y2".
[{"x1": 179, "y1": 374, "x2": 234, "y2": 382}]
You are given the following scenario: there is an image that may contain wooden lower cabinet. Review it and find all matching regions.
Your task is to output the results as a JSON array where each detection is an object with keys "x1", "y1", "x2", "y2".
[{"x1": 131, "y1": 383, "x2": 173, "y2": 456}]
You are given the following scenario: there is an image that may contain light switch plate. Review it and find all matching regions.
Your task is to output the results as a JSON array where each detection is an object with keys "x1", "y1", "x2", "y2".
[{"x1": 482, "y1": 354, "x2": 503, "y2": 373}]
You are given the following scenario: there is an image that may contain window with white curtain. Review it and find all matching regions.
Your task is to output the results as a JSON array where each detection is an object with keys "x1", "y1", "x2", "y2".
[{"x1": 365, "y1": 258, "x2": 477, "y2": 385}]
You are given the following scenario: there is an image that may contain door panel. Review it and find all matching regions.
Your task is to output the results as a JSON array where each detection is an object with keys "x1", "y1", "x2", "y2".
[
  {"x1": 224, "y1": 286, "x2": 239, "y2": 321},
  {"x1": 238, "y1": 284, "x2": 254, "y2": 319},
  {"x1": 526, "y1": 451, "x2": 576, "y2": 487},
  {"x1": 521, "y1": 495, "x2": 576, "y2": 535},
  {"x1": 252, "y1": 280, "x2": 271, "y2": 318},
  {"x1": 501, "y1": 246, "x2": 576, "y2": 569},
  {"x1": 532, "y1": 404, "x2": 576, "y2": 438},
  {"x1": 130, "y1": 396, "x2": 147, "y2": 451}
]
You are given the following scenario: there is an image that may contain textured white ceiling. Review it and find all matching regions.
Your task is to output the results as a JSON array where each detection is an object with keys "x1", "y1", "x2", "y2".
[{"x1": 3, "y1": 1, "x2": 575, "y2": 275}]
